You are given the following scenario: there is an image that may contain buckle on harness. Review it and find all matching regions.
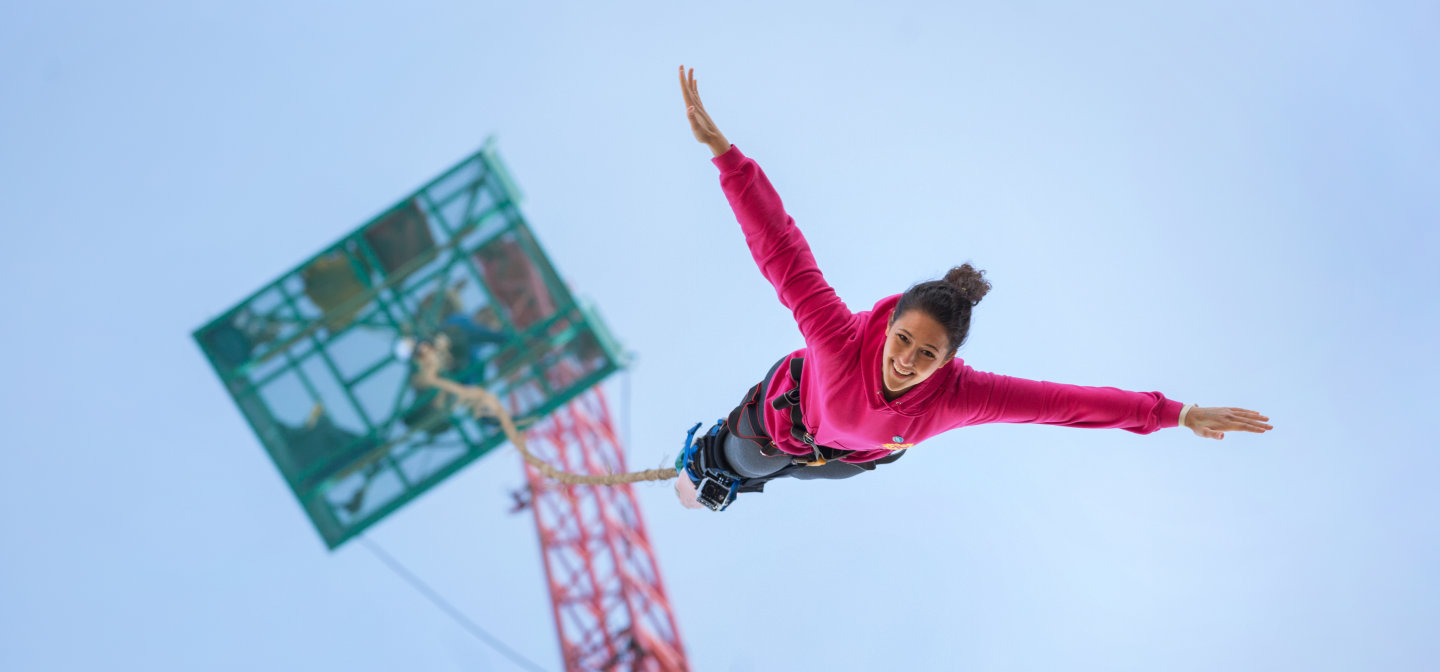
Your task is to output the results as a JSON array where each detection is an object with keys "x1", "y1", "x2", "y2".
[{"x1": 786, "y1": 425, "x2": 830, "y2": 466}]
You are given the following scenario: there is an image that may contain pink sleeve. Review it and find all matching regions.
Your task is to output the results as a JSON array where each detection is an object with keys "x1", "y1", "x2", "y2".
[
  {"x1": 949, "y1": 365, "x2": 1183, "y2": 435},
  {"x1": 713, "y1": 146, "x2": 851, "y2": 344}
]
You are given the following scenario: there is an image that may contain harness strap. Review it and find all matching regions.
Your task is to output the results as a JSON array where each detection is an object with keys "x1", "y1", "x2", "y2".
[
  {"x1": 769, "y1": 356, "x2": 853, "y2": 466},
  {"x1": 726, "y1": 356, "x2": 785, "y2": 454}
]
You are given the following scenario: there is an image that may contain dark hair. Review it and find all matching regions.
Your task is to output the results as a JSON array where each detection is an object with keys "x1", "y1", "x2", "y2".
[{"x1": 891, "y1": 264, "x2": 992, "y2": 355}]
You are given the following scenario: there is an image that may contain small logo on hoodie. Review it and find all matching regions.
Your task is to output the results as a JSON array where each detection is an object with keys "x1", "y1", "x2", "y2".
[{"x1": 881, "y1": 436, "x2": 912, "y2": 451}]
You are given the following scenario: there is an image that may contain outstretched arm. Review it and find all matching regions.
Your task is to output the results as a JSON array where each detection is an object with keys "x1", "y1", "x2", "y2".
[
  {"x1": 950, "y1": 367, "x2": 1182, "y2": 434},
  {"x1": 678, "y1": 65, "x2": 853, "y2": 345},
  {"x1": 948, "y1": 364, "x2": 1274, "y2": 439},
  {"x1": 680, "y1": 65, "x2": 730, "y2": 157}
]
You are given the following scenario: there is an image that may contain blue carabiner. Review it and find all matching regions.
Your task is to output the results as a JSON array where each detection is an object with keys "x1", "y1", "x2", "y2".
[{"x1": 675, "y1": 421, "x2": 704, "y2": 474}]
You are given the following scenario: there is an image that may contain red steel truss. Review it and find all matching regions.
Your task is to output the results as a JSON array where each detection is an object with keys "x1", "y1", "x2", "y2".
[{"x1": 521, "y1": 387, "x2": 688, "y2": 671}]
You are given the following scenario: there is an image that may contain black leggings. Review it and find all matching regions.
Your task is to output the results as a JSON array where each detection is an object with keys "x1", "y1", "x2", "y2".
[{"x1": 721, "y1": 387, "x2": 867, "y2": 481}]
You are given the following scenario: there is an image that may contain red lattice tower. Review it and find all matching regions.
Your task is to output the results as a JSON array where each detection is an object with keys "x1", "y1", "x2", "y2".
[{"x1": 520, "y1": 387, "x2": 688, "y2": 671}]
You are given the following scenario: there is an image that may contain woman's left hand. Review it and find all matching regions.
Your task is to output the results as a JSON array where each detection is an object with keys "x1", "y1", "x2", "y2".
[
  {"x1": 674, "y1": 473, "x2": 705, "y2": 509},
  {"x1": 1185, "y1": 406, "x2": 1273, "y2": 440}
]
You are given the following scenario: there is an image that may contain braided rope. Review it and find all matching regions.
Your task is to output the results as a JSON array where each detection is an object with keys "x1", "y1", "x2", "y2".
[{"x1": 428, "y1": 376, "x2": 678, "y2": 486}]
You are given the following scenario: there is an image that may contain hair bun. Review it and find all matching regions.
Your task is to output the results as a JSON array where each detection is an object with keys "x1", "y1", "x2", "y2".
[{"x1": 942, "y1": 264, "x2": 991, "y2": 306}]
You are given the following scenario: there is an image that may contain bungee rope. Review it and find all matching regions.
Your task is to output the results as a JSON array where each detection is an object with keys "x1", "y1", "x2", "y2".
[{"x1": 422, "y1": 374, "x2": 679, "y2": 486}]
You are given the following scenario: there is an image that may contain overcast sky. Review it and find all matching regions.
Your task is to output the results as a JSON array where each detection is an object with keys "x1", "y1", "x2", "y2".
[{"x1": 2, "y1": 1, "x2": 1437, "y2": 670}]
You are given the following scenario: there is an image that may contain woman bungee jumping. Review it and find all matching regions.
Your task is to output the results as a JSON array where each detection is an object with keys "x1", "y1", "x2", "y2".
[{"x1": 672, "y1": 65, "x2": 1273, "y2": 511}]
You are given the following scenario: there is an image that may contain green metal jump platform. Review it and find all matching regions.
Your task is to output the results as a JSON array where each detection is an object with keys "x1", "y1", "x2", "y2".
[{"x1": 193, "y1": 140, "x2": 624, "y2": 549}]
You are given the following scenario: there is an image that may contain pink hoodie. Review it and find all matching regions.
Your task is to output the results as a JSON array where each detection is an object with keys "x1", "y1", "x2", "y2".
[{"x1": 713, "y1": 146, "x2": 1184, "y2": 464}]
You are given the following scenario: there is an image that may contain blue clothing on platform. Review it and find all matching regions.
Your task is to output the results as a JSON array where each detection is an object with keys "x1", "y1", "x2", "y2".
[{"x1": 442, "y1": 314, "x2": 509, "y2": 382}]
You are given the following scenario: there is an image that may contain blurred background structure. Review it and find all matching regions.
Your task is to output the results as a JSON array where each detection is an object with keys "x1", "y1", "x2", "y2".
[{"x1": 193, "y1": 144, "x2": 685, "y2": 669}]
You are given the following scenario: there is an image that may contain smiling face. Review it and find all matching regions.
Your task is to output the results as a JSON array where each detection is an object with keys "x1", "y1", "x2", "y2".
[{"x1": 881, "y1": 309, "x2": 955, "y2": 400}]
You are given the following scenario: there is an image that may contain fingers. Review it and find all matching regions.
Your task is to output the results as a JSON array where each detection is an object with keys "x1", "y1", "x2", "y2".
[
  {"x1": 1197, "y1": 406, "x2": 1274, "y2": 435},
  {"x1": 679, "y1": 67, "x2": 701, "y2": 105},
  {"x1": 679, "y1": 64, "x2": 725, "y2": 150},
  {"x1": 679, "y1": 65, "x2": 704, "y2": 110},
  {"x1": 1223, "y1": 408, "x2": 1273, "y2": 433},
  {"x1": 679, "y1": 65, "x2": 694, "y2": 109},
  {"x1": 1213, "y1": 422, "x2": 1267, "y2": 434}
]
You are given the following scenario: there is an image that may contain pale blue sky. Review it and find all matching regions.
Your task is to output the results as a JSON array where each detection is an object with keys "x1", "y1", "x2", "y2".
[{"x1": 2, "y1": 1, "x2": 1437, "y2": 670}]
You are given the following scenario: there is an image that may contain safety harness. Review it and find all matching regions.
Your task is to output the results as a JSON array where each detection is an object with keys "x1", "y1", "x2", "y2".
[{"x1": 678, "y1": 356, "x2": 906, "y2": 511}]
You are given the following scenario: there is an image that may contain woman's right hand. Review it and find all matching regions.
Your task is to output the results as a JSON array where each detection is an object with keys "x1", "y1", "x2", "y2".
[{"x1": 679, "y1": 65, "x2": 730, "y2": 157}]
